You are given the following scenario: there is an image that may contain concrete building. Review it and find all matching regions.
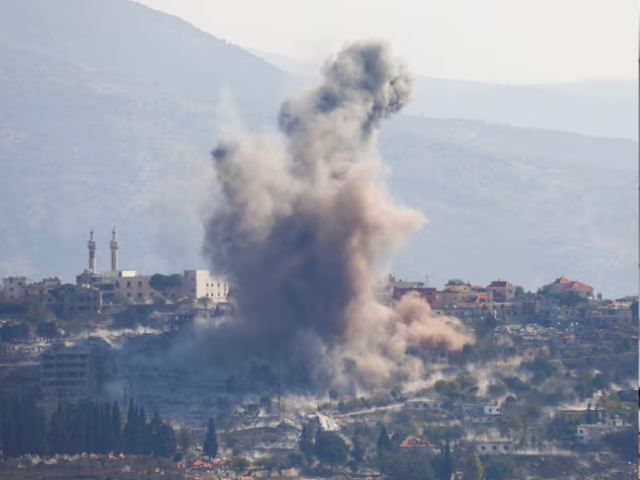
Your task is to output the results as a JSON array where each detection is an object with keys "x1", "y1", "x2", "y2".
[
  {"x1": 440, "y1": 280, "x2": 476, "y2": 307},
  {"x1": 58, "y1": 287, "x2": 102, "y2": 316},
  {"x1": 393, "y1": 286, "x2": 441, "y2": 308},
  {"x1": 1, "y1": 276, "x2": 29, "y2": 300},
  {"x1": 376, "y1": 275, "x2": 425, "y2": 305},
  {"x1": 75, "y1": 230, "x2": 230, "y2": 305},
  {"x1": 550, "y1": 277, "x2": 594, "y2": 298},
  {"x1": 183, "y1": 270, "x2": 229, "y2": 302},
  {"x1": 403, "y1": 398, "x2": 435, "y2": 414},
  {"x1": 41, "y1": 340, "x2": 114, "y2": 415},
  {"x1": 1, "y1": 276, "x2": 63, "y2": 308},
  {"x1": 113, "y1": 272, "x2": 155, "y2": 303},
  {"x1": 41, "y1": 343, "x2": 93, "y2": 405},
  {"x1": 577, "y1": 416, "x2": 629, "y2": 442},
  {"x1": 473, "y1": 440, "x2": 513, "y2": 455},
  {"x1": 487, "y1": 280, "x2": 515, "y2": 302},
  {"x1": 464, "y1": 403, "x2": 502, "y2": 424}
]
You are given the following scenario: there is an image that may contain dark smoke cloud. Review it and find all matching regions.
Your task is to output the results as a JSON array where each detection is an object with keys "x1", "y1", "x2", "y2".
[{"x1": 203, "y1": 41, "x2": 472, "y2": 390}]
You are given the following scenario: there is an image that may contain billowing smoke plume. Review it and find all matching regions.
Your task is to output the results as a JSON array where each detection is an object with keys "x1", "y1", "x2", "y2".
[{"x1": 203, "y1": 41, "x2": 472, "y2": 390}]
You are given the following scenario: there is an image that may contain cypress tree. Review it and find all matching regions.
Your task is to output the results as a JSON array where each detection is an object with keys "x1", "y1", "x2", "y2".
[
  {"x1": 123, "y1": 399, "x2": 135, "y2": 453},
  {"x1": 138, "y1": 406, "x2": 150, "y2": 454},
  {"x1": 299, "y1": 421, "x2": 316, "y2": 457},
  {"x1": 376, "y1": 425, "x2": 392, "y2": 455},
  {"x1": 203, "y1": 418, "x2": 218, "y2": 458},
  {"x1": 112, "y1": 401, "x2": 122, "y2": 453},
  {"x1": 149, "y1": 412, "x2": 164, "y2": 455}
]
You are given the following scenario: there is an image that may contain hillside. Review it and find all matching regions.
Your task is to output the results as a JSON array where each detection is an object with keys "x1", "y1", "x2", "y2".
[
  {"x1": 0, "y1": 0, "x2": 636, "y2": 297},
  {"x1": 253, "y1": 48, "x2": 638, "y2": 140},
  {"x1": 379, "y1": 116, "x2": 637, "y2": 296}
]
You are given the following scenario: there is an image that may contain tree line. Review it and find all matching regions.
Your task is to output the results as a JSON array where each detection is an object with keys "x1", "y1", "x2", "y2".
[{"x1": 0, "y1": 394, "x2": 179, "y2": 458}]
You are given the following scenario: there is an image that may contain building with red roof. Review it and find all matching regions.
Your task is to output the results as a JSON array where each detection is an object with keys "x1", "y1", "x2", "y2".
[
  {"x1": 487, "y1": 280, "x2": 515, "y2": 303},
  {"x1": 393, "y1": 286, "x2": 441, "y2": 309},
  {"x1": 551, "y1": 277, "x2": 594, "y2": 297},
  {"x1": 398, "y1": 435, "x2": 436, "y2": 450}
]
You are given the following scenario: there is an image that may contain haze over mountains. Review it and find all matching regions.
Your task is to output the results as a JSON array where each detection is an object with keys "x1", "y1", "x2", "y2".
[
  {"x1": 254, "y1": 48, "x2": 638, "y2": 141},
  {"x1": 0, "y1": 0, "x2": 636, "y2": 297}
]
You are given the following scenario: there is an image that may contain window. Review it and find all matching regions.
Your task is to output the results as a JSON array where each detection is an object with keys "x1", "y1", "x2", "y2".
[
  {"x1": 504, "y1": 446, "x2": 509, "y2": 450},
  {"x1": 137, "y1": 293, "x2": 142, "y2": 298},
  {"x1": 116, "y1": 281, "x2": 120, "y2": 288},
  {"x1": 138, "y1": 281, "x2": 142, "y2": 288},
  {"x1": 127, "y1": 281, "x2": 131, "y2": 288},
  {"x1": 481, "y1": 446, "x2": 485, "y2": 451},
  {"x1": 127, "y1": 292, "x2": 131, "y2": 297},
  {"x1": 492, "y1": 446, "x2": 497, "y2": 451}
]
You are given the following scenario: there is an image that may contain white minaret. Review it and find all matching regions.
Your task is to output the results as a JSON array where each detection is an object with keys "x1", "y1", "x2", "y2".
[
  {"x1": 110, "y1": 228, "x2": 119, "y2": 271},
  {"x1": 88, "y1": 230, "x2": 97, "y2": 272}
]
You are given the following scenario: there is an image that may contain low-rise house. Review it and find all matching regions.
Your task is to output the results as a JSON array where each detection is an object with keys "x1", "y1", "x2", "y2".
[
  {"x1": 522, "y1": 346, "x2": 550, "y2": 361},
  {"x1": 577, "y1": 416, "x2": 630, "y2": 442},
  {"x1": 398, "y1": 435, "x2": 436, "y2": 452},
  {"x1": 487, "y1": 280, "x2": 515, "y2": 303},
  {"x1": 393, "y1": 286, "x2": 441, "y2": 308},
  {"x1": 550, "y1": 277, "x2": 593, "y2": 298},
  {"x1": 473, "y1": 440, "x2": 513, "y2": 455},
  {"x1": 403, "y1": 398, "x2": 434, "y2": 414},
  {"x1": 464, "y1": 403, "x2": 501, "y2": 424}
]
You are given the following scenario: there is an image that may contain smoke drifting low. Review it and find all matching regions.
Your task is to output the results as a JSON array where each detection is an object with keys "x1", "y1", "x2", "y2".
[{"x1": 203, "y1": 41, "x2": 472, "y2": 390}]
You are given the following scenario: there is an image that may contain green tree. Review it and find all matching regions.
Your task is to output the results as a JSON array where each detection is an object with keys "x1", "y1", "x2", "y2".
[
  {"x1": 375, "y1": 425, "x2": 394, "y2": 473},
  {"x1": 484, "y1": 457, "x2": 516, "y2": 480},
  {"x1": 386, "y1": 449, "x2": 435, "y2": 480},
  {"x1": 259, "y1": 396, "x2": 273, "y2": 413},
  {"x1": 514, "y1": 286, "x2": 524, "y2": 298},
  {"x1": 176, "y1": 427, "x2": 191, "y2": 451},
  {"x1": 602, "y1": 428, "x2": 636, "y2": 461},
  {"x1": 503, "y1": 376, "x2": 530, "y2": 393},
  {"x1": 314, "y1": 430, "x2": 349, "y2": 466},
  {"x1": 351, "y1": 424, "x2": 366, "y2": 463},
  {"x1": 631, "y1": 300, "x2": 638, "y2": 322},
  {"x1": 24, "y1": 306, "x2": 56, "y2": 325},
  {"x1": 463, "y1": 453, "x2": 484, "y2": 480},
  {"x1": 203, "y1": 418, "x2": 218, "y2": 458},
  {"x1": 111, "y1": 401, "x2": 122, "y2": 453},
  {"x1": 299, "y1": 421, "x2": 316, "y2": 457},
  {"x1": 377, "y1": 425, "x2": 393, "y2": 455},
  {"x1": 231, "y1": 455, "x2": 250, "y2": 472},
  {"x1": 149, "y1": 274, "x2": 183, "y2": 297},
  {"x1": 487, "y1": 383, "x2": 507, "y2": 398},
  {"x1": 432, "y1": 440, "x2": 453, "y2": 480},
  {"x1": 148, "y1": 412, "x2": 176, "y2": 457}
]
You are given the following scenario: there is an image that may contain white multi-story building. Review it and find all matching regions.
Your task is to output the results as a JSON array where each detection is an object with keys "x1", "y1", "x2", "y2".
[
  {"x1": 183, "y1": 270, "x2": 229, "y2": 302},
  {"x1": 1, "y1": 276, "x2": 29, "y2": 300},
  {"x1": 41, "y1": 343, "x2": 93, "y2": 405}
]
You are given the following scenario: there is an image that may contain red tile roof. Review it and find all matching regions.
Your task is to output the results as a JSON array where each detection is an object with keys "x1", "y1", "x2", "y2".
[
  {"x1": 399, "y1": 435, "x2": 435, "y2": 449},
  {"x1": 553, "y1": 277, "x2": 573, "y2": 284},
  {"x1": 567, "y1": 281, "x2": 592, "y2": 290},
  {"x1": 489, "y1": 281, "x2": 513, "y2": 288}
]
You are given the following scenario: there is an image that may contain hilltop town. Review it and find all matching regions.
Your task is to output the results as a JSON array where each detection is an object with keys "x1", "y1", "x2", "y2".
[{"x1": 0, "y1": 230, "x2": 636, "y2": 480}]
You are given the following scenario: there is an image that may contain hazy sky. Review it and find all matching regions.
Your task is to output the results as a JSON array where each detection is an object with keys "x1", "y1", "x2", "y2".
[{"x1": 135, "y1": 0, "x2": 637, "y2": 84}]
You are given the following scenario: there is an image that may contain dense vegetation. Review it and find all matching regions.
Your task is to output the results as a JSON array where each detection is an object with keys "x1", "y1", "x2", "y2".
[{"x1": 0, "y1": 394, "x2": 177, "y2": 458}]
